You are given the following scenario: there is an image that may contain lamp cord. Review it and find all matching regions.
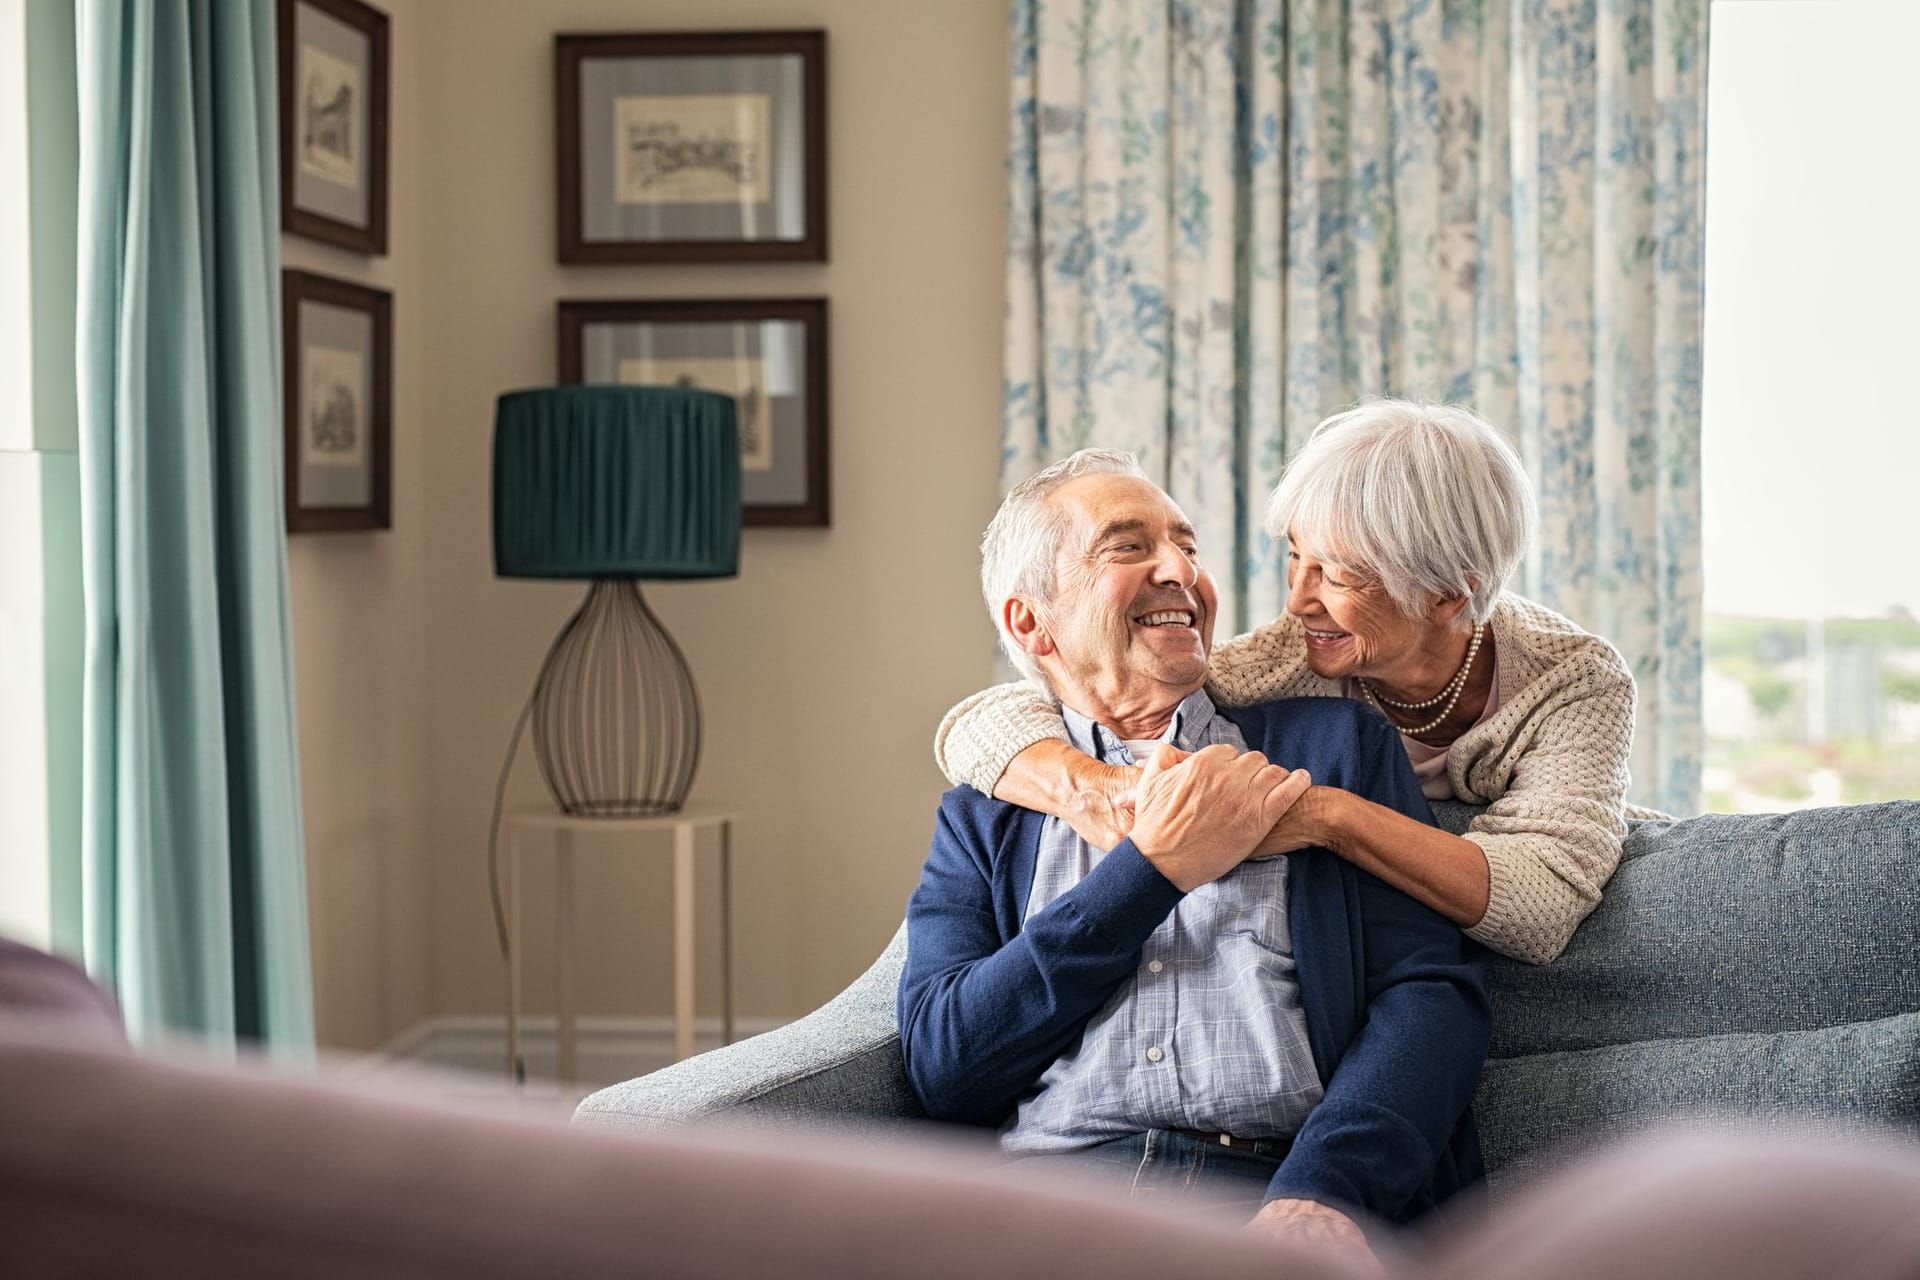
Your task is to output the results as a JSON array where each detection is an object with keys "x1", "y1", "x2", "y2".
[{"x1": 486, "y1": 671, "x2": 541, "y2": 1085}]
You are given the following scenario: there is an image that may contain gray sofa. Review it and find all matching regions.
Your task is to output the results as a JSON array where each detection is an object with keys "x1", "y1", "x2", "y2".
[{"x1": 576, "y1": 800, "x2": 1920, "y2": 1186}]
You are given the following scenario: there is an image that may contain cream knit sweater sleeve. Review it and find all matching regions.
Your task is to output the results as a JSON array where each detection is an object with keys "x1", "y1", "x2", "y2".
[
  {"x1": 930, "y1": 621, "x2": 1304, "y2": 792},
  {"x1": 1453, "y1": 649, "x2": 1635, "y2": 965},
  {"x1": 932, "y1": 681, "x2": 1069, "y2": 794}
]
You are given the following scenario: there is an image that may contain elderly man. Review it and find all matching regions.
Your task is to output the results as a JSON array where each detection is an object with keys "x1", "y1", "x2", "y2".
[{"x1": 899, "y1": 450, "x2": 1488, "y2": 1259}]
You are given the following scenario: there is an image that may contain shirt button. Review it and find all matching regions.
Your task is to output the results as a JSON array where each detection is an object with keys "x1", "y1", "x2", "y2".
[
  {"x1": 1145, "y1": 1046, "x2": 1164, "y2": 1063},
  {"x1": 1147, "y1": 960, "x2": 1164, "y2": 974}
]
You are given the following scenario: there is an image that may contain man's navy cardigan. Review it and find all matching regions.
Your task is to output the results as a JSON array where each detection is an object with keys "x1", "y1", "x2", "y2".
[{"x1": 898, "y1": 696, "x2": 1490, "y2": 1226}]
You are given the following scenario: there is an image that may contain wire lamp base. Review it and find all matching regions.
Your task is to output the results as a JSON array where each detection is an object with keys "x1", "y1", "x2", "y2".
[{"x1": 530, "y1": 578, "x2": 700, "y2": 817}]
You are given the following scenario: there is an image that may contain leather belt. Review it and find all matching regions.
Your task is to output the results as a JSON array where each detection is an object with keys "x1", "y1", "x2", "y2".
[{"x1": 1170, "y1": 1130, "x2": 1293, "y2": 1159}]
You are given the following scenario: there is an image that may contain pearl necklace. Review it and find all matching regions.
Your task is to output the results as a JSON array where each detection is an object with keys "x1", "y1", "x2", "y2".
[{"x1": 1359, "y1": 623, "x2": 1485, "y2": 737}]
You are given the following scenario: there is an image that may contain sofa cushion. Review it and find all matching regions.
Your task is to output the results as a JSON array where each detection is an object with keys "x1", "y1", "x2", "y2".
[
  {"x1": 1473, "y1": 1008, "x2": 1920, "y2": 1185},
  {"x1": 1480, "y1": 801, "x2": 1920, "y2": 1058}
]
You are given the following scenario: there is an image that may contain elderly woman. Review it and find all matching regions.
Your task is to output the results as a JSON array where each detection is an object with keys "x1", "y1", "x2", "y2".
[{"x1": 935, "y1": 399, "x2": 1635, "y2": 965}]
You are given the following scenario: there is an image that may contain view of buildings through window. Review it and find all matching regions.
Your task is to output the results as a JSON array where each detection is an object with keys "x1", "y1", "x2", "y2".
[{"x1": 1701, "y1": 1, "x2": 1920, "y2": 811}]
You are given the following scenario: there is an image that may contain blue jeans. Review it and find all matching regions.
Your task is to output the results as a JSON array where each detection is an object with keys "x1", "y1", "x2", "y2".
[{"x1": 1012, "y1": 1130, "x2": 1290, "y2": 1217}]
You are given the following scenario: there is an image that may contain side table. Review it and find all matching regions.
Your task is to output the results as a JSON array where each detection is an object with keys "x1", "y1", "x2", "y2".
[{"x1": 504, "y1": 804, "x2": 736, "y2": 1083}]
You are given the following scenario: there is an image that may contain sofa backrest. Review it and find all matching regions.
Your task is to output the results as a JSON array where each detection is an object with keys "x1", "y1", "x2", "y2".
[
  {"x1": 1436, "y1": 800, "x2": 1920, "y2": 1055},
  {"x1": 598, "y1": 800, "x2": 1920, "y2": 1192},
  {"x1": 1433, "y1": 799, "x2": 1920, "y2": 1184}
]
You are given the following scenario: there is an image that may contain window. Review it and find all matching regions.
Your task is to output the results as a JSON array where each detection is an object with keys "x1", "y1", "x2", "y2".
[
  {"x1": 1701, "y1": 0, "x2": 1920, "y2": 811},
  {"x1": 0, "y1": 0, "x2": 82, "y2": 950}
]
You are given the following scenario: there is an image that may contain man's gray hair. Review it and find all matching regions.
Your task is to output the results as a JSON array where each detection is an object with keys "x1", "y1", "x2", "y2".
[
  {"x1": 981, "y1": 448, "x2": 1148, "y2": 687},
  {"x1": 1264, "y1": 399, "x2": 1536, "y2": 626}
]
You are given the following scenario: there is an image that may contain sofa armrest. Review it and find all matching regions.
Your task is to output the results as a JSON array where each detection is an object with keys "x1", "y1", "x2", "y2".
[{"x1": 573, "y1": 924, "x2": 919, "y2": 1133}]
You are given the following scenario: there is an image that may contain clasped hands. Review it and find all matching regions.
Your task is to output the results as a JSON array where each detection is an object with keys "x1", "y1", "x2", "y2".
[{"x1": 1099, "y1": 742, "x2": 1314, "y2": 893}]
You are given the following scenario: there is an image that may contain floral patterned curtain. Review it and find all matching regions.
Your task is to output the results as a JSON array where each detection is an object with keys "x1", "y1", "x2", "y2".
[{"x1": 1002, "y1": 0, "x2": 1708, "y2": 811}]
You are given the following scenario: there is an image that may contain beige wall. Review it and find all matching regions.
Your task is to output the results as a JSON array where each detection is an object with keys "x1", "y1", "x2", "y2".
[
  {"x1": 286, "y1": 0, "x2": 434, "y2": 1050},
  {"x1": 290, "y1": 0, "x2": 1009, "y2": 1044}
]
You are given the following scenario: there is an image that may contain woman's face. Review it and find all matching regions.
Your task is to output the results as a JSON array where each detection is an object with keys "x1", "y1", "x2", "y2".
[{"x1": 1284, "y1": 533, "x2": 1435, "y2": 681}]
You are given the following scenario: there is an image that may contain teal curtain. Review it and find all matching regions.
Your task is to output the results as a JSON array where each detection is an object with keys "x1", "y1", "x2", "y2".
[
  {"x1": 75, "y1": 0, "x2": 313, "y2": 1048},
  {"x1": 1003, "y1": 0, "x2": 1708, "y2": 812}
]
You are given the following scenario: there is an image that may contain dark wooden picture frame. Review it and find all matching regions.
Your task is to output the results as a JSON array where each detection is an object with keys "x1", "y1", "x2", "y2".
[
  {"x1": 555, "y1": 30, "x2": 827, "y2": 264},
  {"x1": 278, "y1": 0, "x2": 390, "y2": 254},
  {"x1": 559, "y1": 297, "x2": 829, "y2": 526},
  {"x1": 283, "y1": 269, "x2": 392, "y2": 533}
]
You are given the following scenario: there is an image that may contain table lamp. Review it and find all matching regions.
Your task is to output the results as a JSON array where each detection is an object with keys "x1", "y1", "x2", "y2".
[{"x1": 492, "y1": 385, "x2": 740, "y2": 816}]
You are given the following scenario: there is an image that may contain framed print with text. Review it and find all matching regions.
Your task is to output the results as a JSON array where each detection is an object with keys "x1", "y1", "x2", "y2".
[
  {"x1": 278, "y1": 0, "x2": 389, "y2": 253},
  {"x1": 555, "y1": 30, "x2": 826, "y2": 263},
  {"x1": 560, "y1": 298, "x2": 829, "y2": 526},
  {"x1": 283, "y1": 270, "x2": 391, "y2": 533}
]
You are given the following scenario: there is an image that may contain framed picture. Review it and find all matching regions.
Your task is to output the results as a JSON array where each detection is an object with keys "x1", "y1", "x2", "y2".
[
  {"x1": 554, "y1": 31, "x2": 827, "y2": 264},
  {"x1": 559, "y1": 298, "x2": 829, "y2": 526},
  {"x1": 282, "y1": 270, "x2": 392, "y2": 533},
  {"x1": 278, "y1": 0, "x2": 389, "y2": 254}
]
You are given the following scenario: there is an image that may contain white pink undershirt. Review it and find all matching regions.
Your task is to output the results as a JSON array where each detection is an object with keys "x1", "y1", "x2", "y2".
[{"x1": 1340, "y1": 668, "x2": 1502, "y2": 801}]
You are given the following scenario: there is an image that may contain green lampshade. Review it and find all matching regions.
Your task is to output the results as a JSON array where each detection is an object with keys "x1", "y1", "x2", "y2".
[{"x1": 493, "y1": 385, "x2": 741, "y2": 580}]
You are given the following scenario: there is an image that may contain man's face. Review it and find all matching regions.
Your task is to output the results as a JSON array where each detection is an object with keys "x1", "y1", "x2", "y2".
[{"x1": 1036, "y1": 474, "x2": 1218, "y2": 710}]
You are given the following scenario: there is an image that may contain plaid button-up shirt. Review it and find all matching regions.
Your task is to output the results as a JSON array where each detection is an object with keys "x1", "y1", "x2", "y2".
[{"x1": 1001, "y1": 689, "x2": 1324, "y2": 1154}]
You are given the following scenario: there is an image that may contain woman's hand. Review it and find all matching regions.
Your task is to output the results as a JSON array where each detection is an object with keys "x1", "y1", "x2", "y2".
[
  {"x1": 1062, "y1": 763, "x2": 1137, "y2": 849},
  {"x1": 992, "y1": 740, "x2": 1138, "y2": 849},
  {"x1": 1254, "y1": 784, "x2": 1337, "y2": 856}
]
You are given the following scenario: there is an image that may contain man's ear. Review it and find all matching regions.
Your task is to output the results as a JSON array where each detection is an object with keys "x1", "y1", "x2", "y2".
[{"x1": 1003, "y1": 596, "x2": 1056, "y2": 659}]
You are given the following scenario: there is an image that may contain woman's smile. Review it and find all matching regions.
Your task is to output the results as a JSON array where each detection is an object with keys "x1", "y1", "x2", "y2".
[{"x1": 1302, "y1": 625, "x2": 1352, "y2": 652}]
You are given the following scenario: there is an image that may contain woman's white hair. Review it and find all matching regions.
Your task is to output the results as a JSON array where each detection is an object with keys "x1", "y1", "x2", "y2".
[
  {"x1": 1264, "y1": 399, "x2": 1536, "y2": 626},
  {"x1": 981, "y1": 448, "x2": 1147, "y2": 688}
]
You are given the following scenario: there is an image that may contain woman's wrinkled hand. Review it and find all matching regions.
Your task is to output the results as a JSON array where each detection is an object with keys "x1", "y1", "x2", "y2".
[
  {"x1": 1062, "y1": 760, "x2": 1140, "y2": 850},
  {"x1": 1252, "y1": 782, "x2": 1331, "y2": 858}
]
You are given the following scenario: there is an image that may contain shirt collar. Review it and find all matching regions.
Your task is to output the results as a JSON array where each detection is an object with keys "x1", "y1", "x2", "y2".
[{"x1": 1061, "y1": 687, "x2": 1218, "y2": 765}]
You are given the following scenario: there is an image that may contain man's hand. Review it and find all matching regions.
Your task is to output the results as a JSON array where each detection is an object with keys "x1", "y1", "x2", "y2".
[
  {"x1": 1128, "y1": 743, "x2": 1311, "y2": 892},
  {"x1": 1247, "y1": 1199, "x2": 1382, "y2": 1278}
]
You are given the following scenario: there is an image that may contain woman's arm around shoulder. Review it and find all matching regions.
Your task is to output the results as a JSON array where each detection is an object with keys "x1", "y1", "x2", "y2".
[
  {"x1": 933, "y1": 683, "x2": 1138, "y2": 846},
  {"x1": 933, "y1": 609, "x2": 1318, "y2": 789},
  {"x1": 1459, "y1": 650, "x2": 1636, "y2": 965},
  {"x1": 933, "y1": 681, "x2": 1069, "y2": 794}
]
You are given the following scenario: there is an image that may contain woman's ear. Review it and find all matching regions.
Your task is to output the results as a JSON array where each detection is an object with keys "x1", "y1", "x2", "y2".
[
  {"x1": 1003, "y1": 596, "x2": 1055, "y2": 658},
  {"x1": 1428, "y1": 590, "x2": 1474, "y2": 628}
]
